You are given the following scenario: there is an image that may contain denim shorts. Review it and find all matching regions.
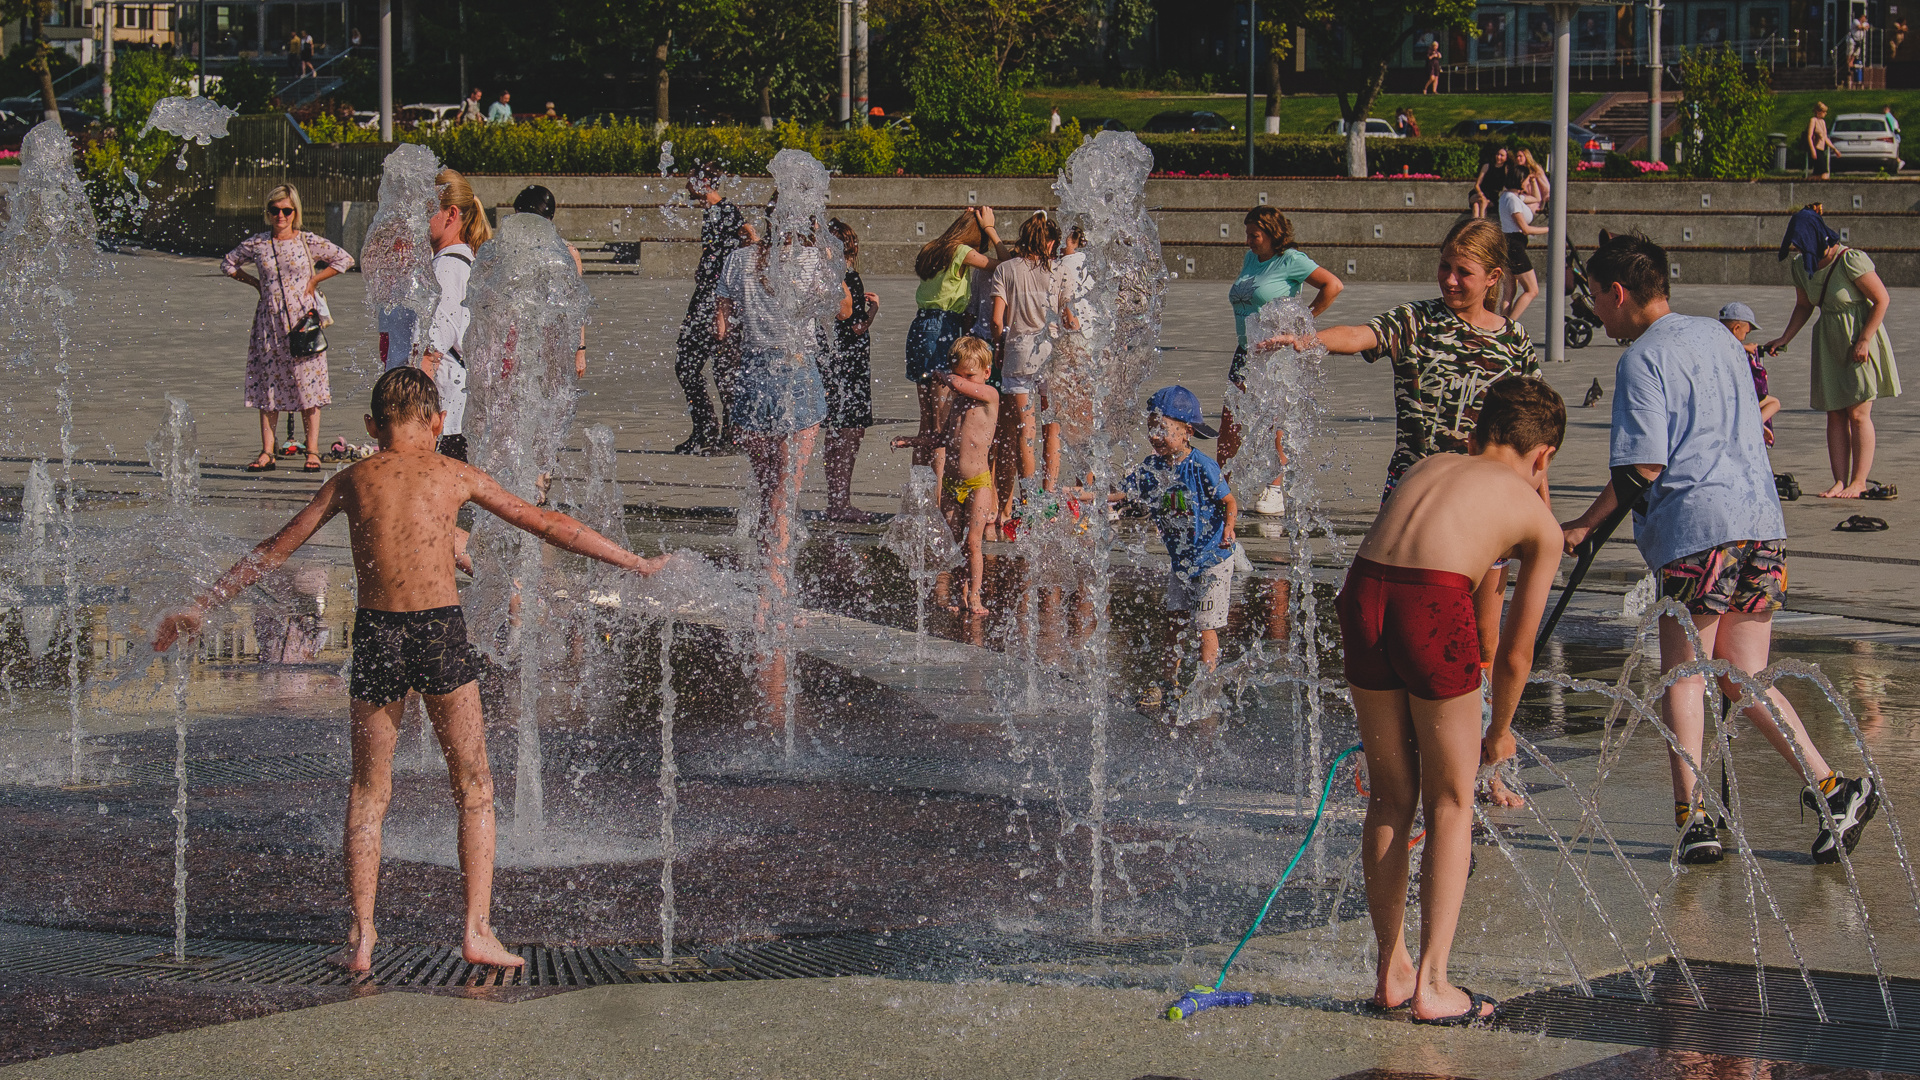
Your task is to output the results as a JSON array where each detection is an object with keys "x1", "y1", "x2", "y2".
[
  {"x1": 728, "y1": 348, "x2": 828, "y2": 436},
  {"x1": 906, "y1": 308, "x2": 968, "y2": 384}
]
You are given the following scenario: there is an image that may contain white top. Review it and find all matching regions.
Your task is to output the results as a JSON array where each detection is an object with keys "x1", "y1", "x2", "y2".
[
  {"x1": 1054, "y1": 250, "x2": 1092, "y2": 308},
  {"x1": 1498, "y1": 191, "x2": 1533, "y2": 234},
  {"x1": 715, "y1": 243, "x2": 832, "y2": 357},
  {"x1": 378, "y1": 243, "x2": 474, "y2": 436}
]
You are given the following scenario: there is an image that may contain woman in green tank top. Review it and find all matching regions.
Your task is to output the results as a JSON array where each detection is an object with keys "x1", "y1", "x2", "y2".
[{"x1": 905, "y1": 206, "x2": 1009, "y2": 471}]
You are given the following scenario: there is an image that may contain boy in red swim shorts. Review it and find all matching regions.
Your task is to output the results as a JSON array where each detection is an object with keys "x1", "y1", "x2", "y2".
[{"x1": 1335, "y1": 377, "x2": 1566, "y2": 1026}]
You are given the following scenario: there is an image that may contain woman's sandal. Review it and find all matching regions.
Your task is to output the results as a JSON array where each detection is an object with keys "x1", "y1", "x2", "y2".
[
  {"x1": 1410, "y1": 988, "x2": 1499, "y2": 1026},
  {"x1": 1862, "y1": 480, "x2": 1899, "y2": 500},
  {"x1": 244, "y1": 454, "x2": 276, "y2": 472},
  {"x1": 303, "y1": 454, "x2": 323, "y2": 473},
  {"x1": 1836, "y1": 514, "x2": 1890, "y2": 532}
]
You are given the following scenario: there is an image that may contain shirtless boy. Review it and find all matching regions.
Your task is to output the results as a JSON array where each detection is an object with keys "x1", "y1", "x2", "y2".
[
  {"x1": 893, "y1": 336, "x2": 998, "y2": 614},
  {"x1": 1336, "y1": 377, "x2": 1565, "y2": 1025},
  {"x1": 153, "y1": 368, "x2": 667, "y2": 972}
]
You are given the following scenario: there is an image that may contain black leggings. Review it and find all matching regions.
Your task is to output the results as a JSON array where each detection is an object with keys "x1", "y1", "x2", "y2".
[{"x1": 675, "y1": 294, "x2": 739, "y2": 443}]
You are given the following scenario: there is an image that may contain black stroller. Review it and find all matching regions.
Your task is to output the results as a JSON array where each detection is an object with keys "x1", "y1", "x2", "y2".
[{"x1": 1563, "y1": 244, "x2": 1604, "y2": 349}]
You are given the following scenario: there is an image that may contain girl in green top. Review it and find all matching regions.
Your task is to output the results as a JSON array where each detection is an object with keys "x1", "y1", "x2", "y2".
[
  {"x1": 906, "y1": 206, "x2": 1009, "y2": 471},
  {"x1": 1764, "y1": 207, "x2": 1901, "y2": 500}
]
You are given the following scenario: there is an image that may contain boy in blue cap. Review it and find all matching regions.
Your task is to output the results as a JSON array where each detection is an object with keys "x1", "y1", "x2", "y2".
[{"x1": 1113, "y1": 386, "x2": 1238, "y2": 707}]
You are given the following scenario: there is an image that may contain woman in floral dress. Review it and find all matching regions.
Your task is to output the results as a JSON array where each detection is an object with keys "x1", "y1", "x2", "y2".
[{"x1": 221, "y1": 184, "x2": 354, "y2": 472}]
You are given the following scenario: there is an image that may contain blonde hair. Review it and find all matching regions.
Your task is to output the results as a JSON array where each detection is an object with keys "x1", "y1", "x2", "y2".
[
  {"x1": 1441, "y1": 218, "x2": 1508, "y2": 285},
  {"x1": 263, "y1": 184, "x2": 304, "y2": 231},
  {"x1": 436, "y1": 168, "x2": 492, "y2": 248},
  {"x1": 950, "y1": 335, "x2": 993, "y2": 374}
]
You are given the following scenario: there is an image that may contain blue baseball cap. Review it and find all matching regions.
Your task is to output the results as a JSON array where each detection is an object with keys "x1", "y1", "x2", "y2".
[
  {"x1": 1717, "y1": 301, "x2": 1762, "y2": 330},
  {"x1": 1146, "y1": 385, "x2": 1219, "y2": 439}
]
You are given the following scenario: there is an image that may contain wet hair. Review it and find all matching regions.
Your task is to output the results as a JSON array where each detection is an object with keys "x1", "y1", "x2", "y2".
[
  {"x1": 513, "y1": 184, "x2": 557, "y2": 219},
  {"x1": 1243, "y1": 206, "x2": 1297, "y2": 251},
  {"x1": 370, "y1": 366, "x2": 440, "y2": 429},
  {"x1": 1587, "y1": 230, "x2": 1671, "y2": 303},
  {"x1": 1440, "y1": 218, "x2": 1508, "y2": 282},
  {"x1": 262, "y1": 184, "x2": 304, "y2": 231},
  {"x1": 436, "y1": 169, "x2": 493, "y2": 248},
  {"x1": 828, "y1": 217, "x2": 859, "y2": 262},
  {"x1": 949, "y1": 335, "x2": 993, "y2": 375},
  {"x1": 1473, "y1": 377, "x2": 1566, "y2": 453},
  {"x1": 1017, "y1": 212, "x2": 1059, "y2": 264},
  {"x1": 688, "y1": 161, "x2": 723, "y2": 191},
  {"x1": 916, "y1": 210, "x2": 987, "y2": 280}
]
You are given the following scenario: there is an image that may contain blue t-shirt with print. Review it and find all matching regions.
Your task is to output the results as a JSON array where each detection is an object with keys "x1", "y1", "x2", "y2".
[
  {"x1": 1609, "y1": 311, "x2": 1786, "y2": 571},
  {"x1": 1228, "y1": 248, "x2": 1319, "y2": 348},
  {"x1": 1122, "y1": 448, "x2": 1232, "y2": 576}
]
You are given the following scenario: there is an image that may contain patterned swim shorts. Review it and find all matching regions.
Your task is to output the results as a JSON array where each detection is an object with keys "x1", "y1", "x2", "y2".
[{"x1": 1658, "y1": 540, "x2": 1787, "y2": 616}]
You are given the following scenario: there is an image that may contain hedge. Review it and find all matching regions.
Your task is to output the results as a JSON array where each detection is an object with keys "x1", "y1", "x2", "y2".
[{"x1": 298, "y1": 115, "x2": 1590, "y2": 180}]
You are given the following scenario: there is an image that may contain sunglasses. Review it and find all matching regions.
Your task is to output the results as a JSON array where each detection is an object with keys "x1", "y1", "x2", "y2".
[{"x1": 268, "y1": 206, "x2": 296, "y2": 217}]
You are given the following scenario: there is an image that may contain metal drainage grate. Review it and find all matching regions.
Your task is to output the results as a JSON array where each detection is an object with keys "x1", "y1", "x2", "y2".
[
  {"x1": 1497, "y1": 958, "x2": 1920, "y2": 1075},
  {"x1": 0, "y1": 919, "x2": 1193, "y2": 990}
]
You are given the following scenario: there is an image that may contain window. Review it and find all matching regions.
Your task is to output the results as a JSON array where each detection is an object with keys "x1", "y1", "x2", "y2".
[
  {"x1": 1750, "y1": 6, "x2": 1783, "y2": 36},
  {"x1": 1527, "y1": 11, "x2": 1555, "y2": 53},
  {"x1": 1697, "y1": 7, "x2": 1729, "y2": 42},
  {"x1": 1577, "y1": 9, "x2": 1610, "y2": 49},
  {"x1": 1477, "y1": 11, "x2": 1508, "y2": 54}
]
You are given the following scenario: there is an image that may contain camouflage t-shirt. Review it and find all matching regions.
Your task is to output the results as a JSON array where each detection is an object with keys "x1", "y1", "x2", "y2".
[{"x1": 1362, "y1": 298, "x2": 1540, "y2": 496}]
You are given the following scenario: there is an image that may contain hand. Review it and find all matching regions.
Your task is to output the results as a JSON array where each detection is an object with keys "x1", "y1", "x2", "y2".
[
  {"x1": 1561, "y1": 522, "x2": 1591, "y2": 555},
  {"x1": 1482, "y1": 728, "x2": 1516, "y2": 767},
  {"x1": 153, "y1": 608, "x2": 204, "y2": 653},
  {"x1": 630, "y1": 552, "x2": 669, "y2": 576},
  {"x1": 421, "y1": 350, "x2": 440, "y2": 377},
  {"x1": 303, "y1": 279, "x2": 317, "y2": 297},
  {"x1": 864, "y1": 292, "x2": 880, "y2": 315},
  {"x1": 1761, "y1": 336, "x2": 1789, "y2": 356},
  {"x1": 575, "y1": 348, "x2": 587, "y2": 378},
  {"x1": 890, "y1": 436, "x2": 913, "y2": 450},
  {"x1": 1850, "y1": 337, "x2": 1873, "y2": 365},
  {"x1": 1221, "y1": 522, "x2": 1236, "y2": 548},
  {"x1": 974, "y1": 205, "x2": 997, "y2": 229},
  {"x1": 1764, "y1": 425, "x2": 1776, "y2": 447}
]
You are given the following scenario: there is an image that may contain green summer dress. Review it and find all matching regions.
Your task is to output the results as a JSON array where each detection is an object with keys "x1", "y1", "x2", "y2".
[{"x1": 1791, "y1": 247, "x2": 1901, "y2": 411}]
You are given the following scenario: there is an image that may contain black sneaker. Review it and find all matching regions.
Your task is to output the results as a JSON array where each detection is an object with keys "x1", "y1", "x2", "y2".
[
  {"x1": 1679, "y1": 815, "x2": 1723, "y2": 864},
  {"x1": 671, "y1": 436, "x2": 714, "y2": 456},
  {"x1": 1805, "y1": 775, "x2": 1879, "y2": 864}
]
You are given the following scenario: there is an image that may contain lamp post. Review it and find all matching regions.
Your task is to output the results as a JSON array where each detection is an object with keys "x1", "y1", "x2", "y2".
[
  {"x1": 837, "y1": 0, "x2": 851, "y2": 126},
  {"x1": 378, "y1": 0, "x2": 392, "y2": 141},
  {"x1": 1649, "y1": 0, "x2": 1663, "y2": 162},
  {"x1": 1246, "y1": 0, "x2": 1257, "y2": 176}
]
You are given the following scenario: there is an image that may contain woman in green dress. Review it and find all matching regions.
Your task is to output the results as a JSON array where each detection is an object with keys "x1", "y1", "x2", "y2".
[{"x1": 1764, "y1": 207, "x2": 1900, "y2": 499}]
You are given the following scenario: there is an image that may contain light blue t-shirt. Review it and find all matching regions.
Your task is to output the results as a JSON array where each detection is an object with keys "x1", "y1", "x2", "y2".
[
  {"x1": 1609, "y1": 311, "x2": 1786, "y2": 571},
  {"x1": 1228, "y1": 248, "x2": 1318, "y2": 348},
  {"x1": 1122, "y1": 448, "x2": 1232, "y2": 576}
]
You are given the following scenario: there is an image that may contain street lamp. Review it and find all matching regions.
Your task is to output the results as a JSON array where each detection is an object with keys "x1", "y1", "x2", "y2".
[{"x1": 1512, "y1": 0, "x2": 1576, "y2": 363}]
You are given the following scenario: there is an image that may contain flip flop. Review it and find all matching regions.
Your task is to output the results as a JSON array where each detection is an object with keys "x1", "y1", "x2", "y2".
[
  {"x1": 1410, "y1": 988, "x2": 1499, "y2": 1026},
  {"x1": 1835, "y1": 515, "x2": 1890, "y2": 532},
  {"x1": 244, "y1": 457, "x2": 276, "y2": 472},
  {"x1": 1862, "y1": 480, "x2": 1899, "y2": 500}
]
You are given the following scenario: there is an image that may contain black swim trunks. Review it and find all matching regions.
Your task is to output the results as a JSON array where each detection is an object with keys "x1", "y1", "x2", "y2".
[{"x1": 349, "y1": 606, "x2": 480, "y2": 706}]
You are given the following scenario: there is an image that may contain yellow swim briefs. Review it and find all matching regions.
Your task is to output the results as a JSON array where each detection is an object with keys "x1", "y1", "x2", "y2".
[{"x1": 945, "y1": 470, "x2": 992, "y2": 504}]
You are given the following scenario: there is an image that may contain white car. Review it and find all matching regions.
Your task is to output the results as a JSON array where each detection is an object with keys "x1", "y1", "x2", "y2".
[
  {"x1": 1830, "y1": 113, "x2": 1902, "y2": 171},
  {"x1": 1324, "y1": 118, "x2": 1403, "y2": 138},
  {"x1": 398, "y1": 103, "x2": 463, "y2": 129}
]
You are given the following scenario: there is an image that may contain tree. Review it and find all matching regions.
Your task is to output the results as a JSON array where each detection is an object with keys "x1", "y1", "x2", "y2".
[
  {"x1": 907, "y1": 36, "x2": 1041, "y2": 172},
  {"x1": 1274, "y1": 0, "x2": 1474, "y2": 175},
  {"x1": 1675, "y1": 46, "x2": 1771, "y2": 179},
  {"x1": 209, "y1": 59, "x2": 277, "y2": 115},
  {"x1": 0, "y1": 1, "x2": 65, "y2": 125},
  {"x1": 872, "y1": 0, "x2": 1096, "y2": 74},
  {"x1": 1258, "y1": 17, "x2": 1294, "y2": 127},
  {"x1": 713, "y1": 0, "x2": 836, "y2": 129}
]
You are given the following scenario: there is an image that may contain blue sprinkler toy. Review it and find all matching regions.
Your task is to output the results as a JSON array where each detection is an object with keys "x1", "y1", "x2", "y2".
[{"x1": 1166, "y1": 743, "x2": 1363, "y2": 1021}]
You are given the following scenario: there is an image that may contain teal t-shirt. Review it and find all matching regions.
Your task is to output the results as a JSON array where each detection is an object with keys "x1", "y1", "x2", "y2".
[{"x1": 1228, "y1": 248, "x2": 1319, "y2": 347}]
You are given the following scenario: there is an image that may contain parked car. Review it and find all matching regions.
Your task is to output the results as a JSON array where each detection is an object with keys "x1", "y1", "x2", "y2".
[
  {"x1": 1323, "y1": 118, "x2": 1402, "y2": 138},
  {"x1": 398, "y1": 103, "x2": 462, "y2": 128},
  {"x1": 0, "y1": 105, "x2": 99, "y2": 149},
  {"x1": 1077, "y1": 116, "x2": 1129, "y2": 132},
  {"x1": 1448, "y1": 118, "x2": 1516, "y2": 137},
  {"x1": 1830, "y1": 113, "x2": 1902, "y2": 171},
  {"x1": 1510, "y1": 121, "x2": 1615, "y2": 163},
  {"x1": 1142, "y1": 110, "x2": 1233, "y2": 133},
  {"x1": 352, "y1": 110, "x2": 379, "y2": 129}
]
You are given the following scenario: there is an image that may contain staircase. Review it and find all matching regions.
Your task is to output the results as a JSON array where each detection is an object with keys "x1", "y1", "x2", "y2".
[
  {"x1": 275, "y1": 74, "x2": 344, "y2": 107},
  {"x1": 1575, "y1": 91, "x2": 1685, "y2": 154}
]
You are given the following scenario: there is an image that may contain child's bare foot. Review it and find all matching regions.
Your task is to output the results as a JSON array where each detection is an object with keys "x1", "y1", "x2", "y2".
[
  {"x1": 463, "y1": 927, "x2": 525, "y2": 968},
  {"x1": 325, "y1": 927, "x2": 377, "y2": 972},
  {"x1": 1374, "y1": 951, "x2": 1416, "y2": 1010},
  {"x1": 1817, "y1": 481, "x2": 1849, "y2": 498},
  {"x1": 968, "y1": 600, "x2": 989, "y2": 615},
  {"x1": 1479, "y1": 773, "x2": 1526, "y2": 808},
  {"x1": 1411, "y1": 982, "x2": 1497, "y2": 1024}
]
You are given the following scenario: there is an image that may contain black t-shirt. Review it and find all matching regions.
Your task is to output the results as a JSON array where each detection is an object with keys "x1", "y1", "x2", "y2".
[
  {"x1": 834, "y1": 269, "x2": 869, "y2": 353},
  {"x1": 694, "y1": 199, "x2": 747, "y2": 297}
]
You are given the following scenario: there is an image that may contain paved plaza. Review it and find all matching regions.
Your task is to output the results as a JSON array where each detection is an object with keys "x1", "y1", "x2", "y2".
[{"x1": 4, "y1": 253, "x2": 1920, "y2": 1079}]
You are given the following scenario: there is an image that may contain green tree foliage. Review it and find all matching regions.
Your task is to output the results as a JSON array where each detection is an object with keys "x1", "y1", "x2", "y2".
[
  {"x1": 873, "y1": 0, "x2": 1103, "y2": 74},
  {"x1": 906, "y1": 37, "x2": 1042, "y2": 172},
  {"x1": 79, "y1": 48, "x2": 197, "y2": 234},
  {"x1": 210, "y1": 59, "x2": 278, "y2": 115},
  {"x1": 0, "y1": 40, "x2": 73, "y2": 99},
  {"x1": 1675, "y1": 46, "x2": 1771, "y2": 179},
  {"x1": 712, "y1": 0, "x2": 836, "y2": 127},
  {"x1": 1273, "y1": 0, "x2": 1475, "y2": 175}
]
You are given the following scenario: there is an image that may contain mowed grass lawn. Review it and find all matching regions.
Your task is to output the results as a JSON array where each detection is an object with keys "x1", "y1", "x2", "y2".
[{"x1": 1026, "y1": 86, "x2": 1920, "y2": 144}]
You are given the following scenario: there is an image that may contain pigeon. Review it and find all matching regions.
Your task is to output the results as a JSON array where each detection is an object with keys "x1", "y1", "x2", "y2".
[{"x1": 1582, "y1": 378, "x2": 1604, "y2": 408}]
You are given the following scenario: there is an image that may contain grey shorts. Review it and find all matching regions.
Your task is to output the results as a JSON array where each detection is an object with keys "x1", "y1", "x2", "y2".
[
  {"x1": 1167, "y1": 560, "x2": 1233, "y2": 631},
  {"x1": 728, "y1": 348, "x2": 828, "y2": 436}
]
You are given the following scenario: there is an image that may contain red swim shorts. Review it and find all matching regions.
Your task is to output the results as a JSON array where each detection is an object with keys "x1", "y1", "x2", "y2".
[{"x1": 1335, "y1": 556, "x2": 1481, "y2": 701}]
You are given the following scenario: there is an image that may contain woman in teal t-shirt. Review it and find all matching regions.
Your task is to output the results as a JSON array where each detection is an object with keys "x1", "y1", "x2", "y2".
[{"x1": 1221, "y1": 206, "x2": 1343, "y2": 515}]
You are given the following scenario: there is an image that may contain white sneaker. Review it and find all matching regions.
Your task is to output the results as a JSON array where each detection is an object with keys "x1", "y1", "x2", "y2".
[{"x1": 1253, "y1": 484, "x2": 1286, "y2": 516}]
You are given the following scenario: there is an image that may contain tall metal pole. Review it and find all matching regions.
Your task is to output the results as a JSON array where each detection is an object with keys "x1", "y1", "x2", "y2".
[
  {"x1": 100, "y1": 1, "x2": 113, "y2": 119},
  {"x1": 378, "y1": 0, "x2": 392, "y2": 140},
  {"x1": 853, "y1": 0, "x2": 868, "y2": 124},
  {"x1": 1548, "y1": 1, "x2": 1573, "y2": 364},
  {"x1": 1648, "y1": 0, "x2": 1663, "y2": 162},
  {"x1": 1246, "y1": 0, "x2": 1257, "y2": 176},
  {"x1": 837, "y1": 0, "x2": 851, "y2": 126},
  {"x1": 197, "y1": 0, "x2": 207, "y2": 96}
]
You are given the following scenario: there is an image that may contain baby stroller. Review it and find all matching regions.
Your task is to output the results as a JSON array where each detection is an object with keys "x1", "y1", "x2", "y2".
[{"x1": 1563, "y1": 244, "x2": 1605, "y2": 349}]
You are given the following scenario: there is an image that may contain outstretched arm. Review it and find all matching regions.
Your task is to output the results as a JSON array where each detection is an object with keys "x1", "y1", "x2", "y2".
[
  {"x1": 1485, "y1": 516, "x2": 1563, "y2": 764},
  {"x1": 153, "y1": 481, "x2": 343, "y2": 650},
  {"x1": 468, "y1": 471, "x2": 666, "y2": 574},
  {"x1": 1256, "y1": 323, "x2": 1378, "y2": 356}
]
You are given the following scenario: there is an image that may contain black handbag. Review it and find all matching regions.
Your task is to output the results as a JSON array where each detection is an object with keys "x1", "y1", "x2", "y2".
[{"x1": 288, "y1": 309, "x2": 327, "y2": 357}]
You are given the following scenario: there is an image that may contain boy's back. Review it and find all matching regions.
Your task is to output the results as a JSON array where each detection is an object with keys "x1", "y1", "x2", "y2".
[
  {"x1": 330, "y1": 449, "x2": 478, "y2": 612},
  {"x1": 1358, "y1": 453, "x2": 1560, "y2": 586}
]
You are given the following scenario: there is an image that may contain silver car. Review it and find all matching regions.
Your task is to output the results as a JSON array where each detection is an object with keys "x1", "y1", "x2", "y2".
[{"x1": 1830, "y1": 113, "x2": 1902, "y2": 171}]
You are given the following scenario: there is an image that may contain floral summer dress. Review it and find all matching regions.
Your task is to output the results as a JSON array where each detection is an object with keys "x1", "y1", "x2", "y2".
[
  {"x1": 1790, "y1": 247, "x2": 1901, "y2": 412},
  {"x1": 221, "y1": 231, "x2": 354, "y2": 411},
  {"x1": 1362, "y1": 298, "x2": 1540, "y2": 498}
]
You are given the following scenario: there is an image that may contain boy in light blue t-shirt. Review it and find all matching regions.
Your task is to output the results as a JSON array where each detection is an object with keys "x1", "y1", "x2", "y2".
[{"x1": 1111, "y1": 386, "x2": 1239, "y2": 709}]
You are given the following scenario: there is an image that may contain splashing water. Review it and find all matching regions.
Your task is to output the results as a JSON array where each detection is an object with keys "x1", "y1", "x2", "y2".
[
  {"x1": 145, "y1": 393, "x2": 199, "y2": 504},
  {"x1": 658, "y1": 140, "x2": 675, "y2": 177},
  {"x1": 880, "y1": 465, "x2": 959, "y2": 662},
  {"x1": 359, "y1": 144, "x2": 444, "y2": 373},
  {"x1": 139, "y1": 96, "x2": 237, "y2": 144}
]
